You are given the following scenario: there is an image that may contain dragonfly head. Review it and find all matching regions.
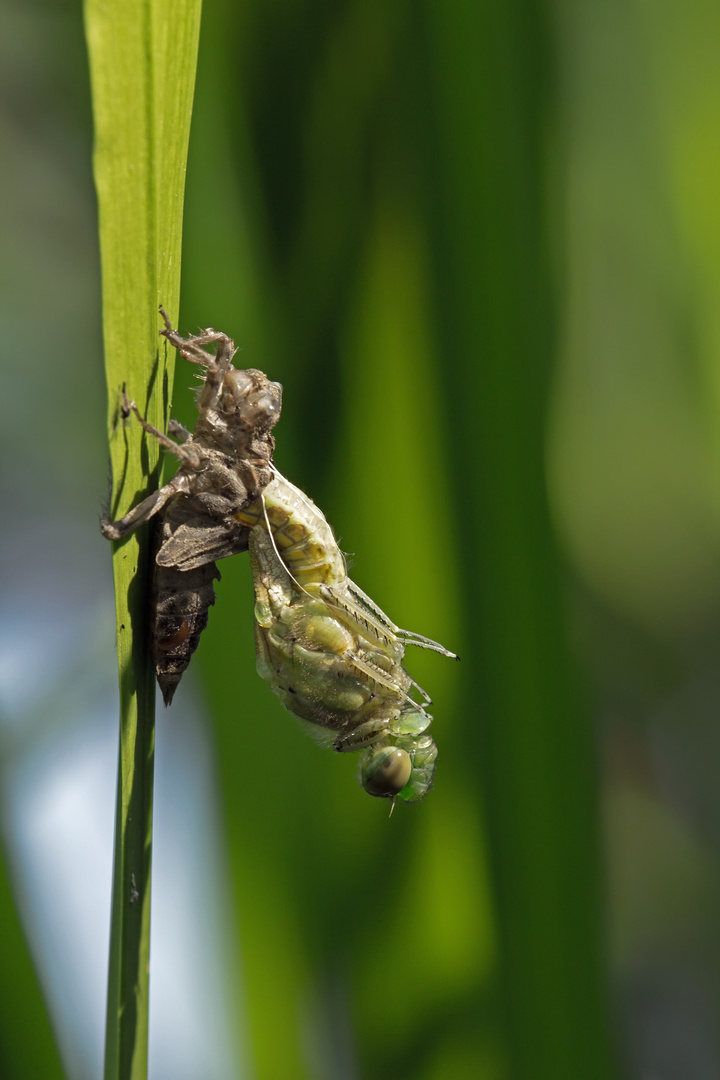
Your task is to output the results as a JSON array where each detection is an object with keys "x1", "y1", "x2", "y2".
[
  {"x1": 361, "y1": 733, "x2": 438, "y2": 803},
  {"x1": 362, "y1": 747, "x2": 412, "y2": 799}
]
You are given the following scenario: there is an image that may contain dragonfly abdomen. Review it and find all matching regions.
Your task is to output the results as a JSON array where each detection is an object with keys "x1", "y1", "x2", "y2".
[{"x1": 236, "y1": 475, "x2": 345, "y2": 589}]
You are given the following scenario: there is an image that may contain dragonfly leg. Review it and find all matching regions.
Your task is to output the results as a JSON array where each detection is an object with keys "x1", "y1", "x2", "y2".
[
  {"x1": 101, "y1": 474, "x2": 187, "y2": 540},
  {"x1": 333, "y1": 717, "x2": 394, "y2": 753},
  {"x1": 159, "y1": 306, "x2": 234, "y2": 365},
  {"x1": 167, "y1": 418, "x2": 192, "y2": 442},
  {"x1": 120, "y1": 391, "x2": 204, "y2": 469},
  {"x1": 318, "y1": 584, "x2": 404, "y2": 661},
  {"x1": 159, "y1": 306, "x2": 236, "y2": 414}
]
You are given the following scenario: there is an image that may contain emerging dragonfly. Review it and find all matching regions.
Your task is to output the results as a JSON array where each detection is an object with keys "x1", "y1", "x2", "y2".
[
  {"x1": 234, "y1": 471, "x2": 457, "y2": 803},
  {"x1": 102, "y1": 310, "x2": 455, "y2": 802}
]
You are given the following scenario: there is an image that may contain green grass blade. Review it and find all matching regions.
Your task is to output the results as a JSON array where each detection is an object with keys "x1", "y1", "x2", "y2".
[
  {"x1": 425, "y1": 1, "x2": 616, "y2": 1076},
  {"x1": 84, "y1": 2, "x2": 202, "y2": 1078},
  {"x1": 0, "y1": 845, "x2": 66, "y2": 1079}
]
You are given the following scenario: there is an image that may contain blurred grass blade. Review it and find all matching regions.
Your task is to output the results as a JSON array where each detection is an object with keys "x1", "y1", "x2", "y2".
[
  {"x1": 425, "y1": 1, "x2": 616, "y2": 1077},
  {"x1": 84, "y1": 2, "x2": 202, "y2": 1078},
  {"x1": 0, "y1": 846, "x2": 65, "y2": 1079}
]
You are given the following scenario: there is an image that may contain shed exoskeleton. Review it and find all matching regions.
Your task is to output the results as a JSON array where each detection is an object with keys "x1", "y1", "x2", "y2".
[{"x1": 101, "y1": 308, "x2": 282, "y2": 703}]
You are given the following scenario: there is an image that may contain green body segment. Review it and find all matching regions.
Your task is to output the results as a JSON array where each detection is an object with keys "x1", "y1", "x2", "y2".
[{"x1": 235, "y1": 473, "x2": 442, "y2": 802}]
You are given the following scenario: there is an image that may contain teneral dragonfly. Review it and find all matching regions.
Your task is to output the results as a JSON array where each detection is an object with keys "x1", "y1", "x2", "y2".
[{"x1": 235, "y1": 470, "x2": 456, "y2": 802}]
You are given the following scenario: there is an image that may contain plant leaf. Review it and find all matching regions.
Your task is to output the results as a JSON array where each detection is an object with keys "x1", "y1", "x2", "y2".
[{"x1": 84, "y1": 2, "x2": 203, "y2": 1077}]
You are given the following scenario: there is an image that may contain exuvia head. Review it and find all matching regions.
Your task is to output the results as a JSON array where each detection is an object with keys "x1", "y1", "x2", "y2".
[{"x1": 221, "y1": 368, "x2": 283, "y2": 431}]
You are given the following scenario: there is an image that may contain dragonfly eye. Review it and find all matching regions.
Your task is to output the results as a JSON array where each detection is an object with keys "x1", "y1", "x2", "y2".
[{"x1": 362, "y1": 747, "x2": 412, "y2": 798}]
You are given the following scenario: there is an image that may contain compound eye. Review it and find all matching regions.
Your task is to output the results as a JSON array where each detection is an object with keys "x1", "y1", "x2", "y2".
[{"x1": 362, "y1": 748, "x2": 412, "y2": 798}]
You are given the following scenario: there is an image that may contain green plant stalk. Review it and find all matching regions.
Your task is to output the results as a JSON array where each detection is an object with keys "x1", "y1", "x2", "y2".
[{"x1": 84, "y1": 3, "x2": 202, "y2": 1078}]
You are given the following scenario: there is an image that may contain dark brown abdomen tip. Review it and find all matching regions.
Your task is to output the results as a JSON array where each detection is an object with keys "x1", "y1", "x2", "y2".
[{"x1": 158, "y1": 673, "x2": 181, "y2": 707}]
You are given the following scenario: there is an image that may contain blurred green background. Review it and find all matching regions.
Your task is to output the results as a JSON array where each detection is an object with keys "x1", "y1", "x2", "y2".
[{"x1": 3, "y1": 0, "x2": 720, "y2": 1078}]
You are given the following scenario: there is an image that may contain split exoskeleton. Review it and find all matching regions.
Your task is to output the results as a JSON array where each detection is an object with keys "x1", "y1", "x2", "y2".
[
  {"x1": 102, "y1": 309, "x2": 455, "y2": 803},
  {"x1": 102, "y1": 308, "x2": 282, "y2": 704}
]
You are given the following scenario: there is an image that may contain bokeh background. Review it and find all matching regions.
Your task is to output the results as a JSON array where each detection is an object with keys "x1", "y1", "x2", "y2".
[{"x1": 3, "y1": 0, "x2": 720, "y2": 1078}]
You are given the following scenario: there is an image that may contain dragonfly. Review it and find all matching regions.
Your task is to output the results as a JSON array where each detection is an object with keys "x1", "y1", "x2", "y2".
[
  {"x1": 102, "y1": 310, "x2": 455, "y2": 803},
  {"x1": 234, "y1": 470, "x2": 457, "y2": 803}
]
